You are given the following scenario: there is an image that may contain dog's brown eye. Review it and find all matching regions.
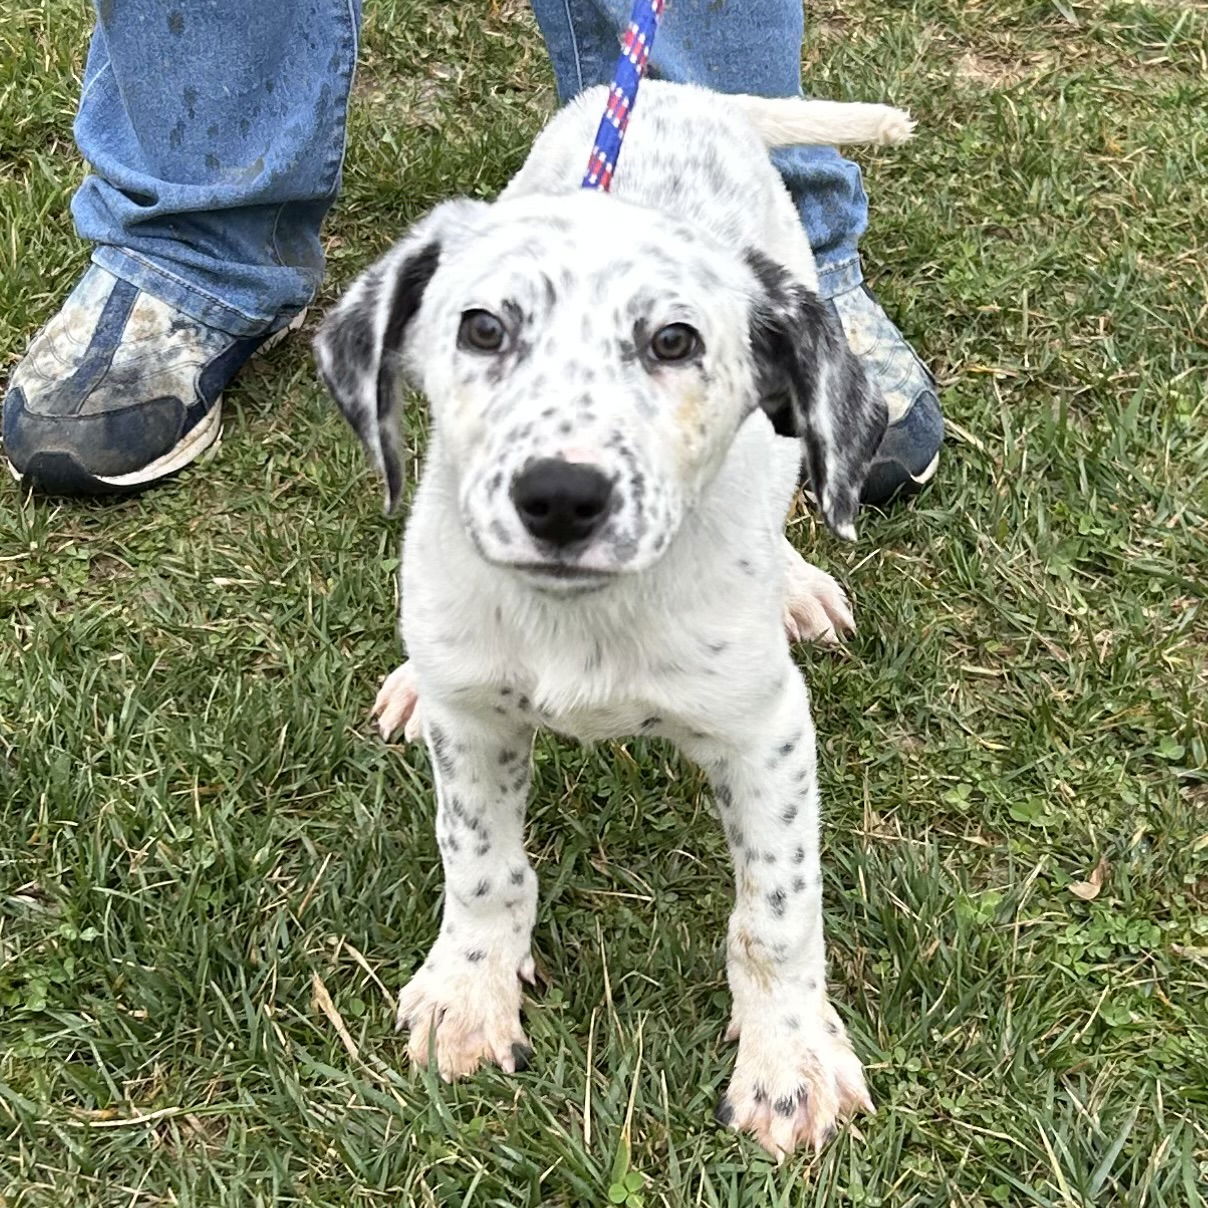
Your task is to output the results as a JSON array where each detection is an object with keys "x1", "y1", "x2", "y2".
[
  {"x1": 459, "y1": 309, "x2": 506, "y2": 352},
  {"x1": 650, "y1": 322, "x2": 701, "y2": 363}
]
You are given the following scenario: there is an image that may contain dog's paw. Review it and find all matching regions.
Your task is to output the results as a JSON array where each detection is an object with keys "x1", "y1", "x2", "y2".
[
  {"x1": 781, "y1": 544, "x2": 855, "y2": 645},
  {"x1": 373, "y1": 661, "x2": 423, "y2": 742},
  {"x1": 717, "y1": 1000, "x2": 872, "y2": 1159},
  {"x1": 396, "y1": 951, "x2": 534, "y2": 1080}
]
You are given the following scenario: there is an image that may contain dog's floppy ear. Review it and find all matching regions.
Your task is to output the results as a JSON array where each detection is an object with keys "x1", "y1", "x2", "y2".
[
  {"x1": 313, "y1": 199, "x2": 488, "y2": 514},
  {"x1": 745, "y1": 250, "x2": 887, "y2": 540}
]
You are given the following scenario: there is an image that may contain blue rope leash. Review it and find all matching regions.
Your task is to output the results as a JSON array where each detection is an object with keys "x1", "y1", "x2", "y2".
[{"x1": 581, "y1": 0, "x2": 667, "y2": 191}]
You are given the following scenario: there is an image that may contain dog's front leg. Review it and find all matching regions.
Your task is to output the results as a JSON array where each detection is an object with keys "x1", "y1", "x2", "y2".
[
  {"x1": 685, "y1": 665, "x2": 872, "y2": 1158},
  {"x1": 396, "y1": 700, "x2": 538, "y2": 1080}
]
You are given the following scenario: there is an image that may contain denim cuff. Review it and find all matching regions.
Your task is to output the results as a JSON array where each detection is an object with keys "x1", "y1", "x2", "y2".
[
  {"x1": 814, "y1": 253, "x2": 864, "y2": 301},
  {"x1": 90, "y1": 246, "x2": 295, "y2": 339}
]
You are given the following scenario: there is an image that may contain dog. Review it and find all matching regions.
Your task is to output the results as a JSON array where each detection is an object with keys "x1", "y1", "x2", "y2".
[{"x1": 314, "y1": 81, "x2": 911, "y2": 1158}]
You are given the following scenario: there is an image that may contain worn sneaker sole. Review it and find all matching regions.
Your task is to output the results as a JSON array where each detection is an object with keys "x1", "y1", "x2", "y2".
[{"x1": 6, "y1": 309, "x2": 307, "y2": 496}]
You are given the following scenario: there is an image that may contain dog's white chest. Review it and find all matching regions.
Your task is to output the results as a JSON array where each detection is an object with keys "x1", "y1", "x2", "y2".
[{"x1": 527, "y1": 690, "x2": 666, "y2": 744}]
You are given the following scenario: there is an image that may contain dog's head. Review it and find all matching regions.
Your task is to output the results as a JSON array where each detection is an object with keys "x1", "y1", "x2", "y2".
[{"x1": 315, "y1": 192, "x2": 885, "y2": 590}]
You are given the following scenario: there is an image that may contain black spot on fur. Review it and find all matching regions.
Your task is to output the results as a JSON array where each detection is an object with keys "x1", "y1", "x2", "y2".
[
  {"x1": 465, "y1": 949, "x2": 485, "y2": 963},
  {"x1": 429, "y1": 724, "x2": 456, "y2": 779},
  {"x1": 473, "y1": 880, "x2": 490, "y2": 897},
  {"x1": 767, "y1": 889, "x2": 787, "y2": 918}
]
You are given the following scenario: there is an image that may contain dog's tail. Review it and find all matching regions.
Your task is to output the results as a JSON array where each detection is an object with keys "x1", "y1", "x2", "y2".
[{"x1": 733, "y1": 96, "x2": 915, "y2": 148}]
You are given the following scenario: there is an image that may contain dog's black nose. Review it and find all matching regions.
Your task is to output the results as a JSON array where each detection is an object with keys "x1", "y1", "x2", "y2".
[{"x1": 511, "y1": 458, "x2": 613, "y2": 546}]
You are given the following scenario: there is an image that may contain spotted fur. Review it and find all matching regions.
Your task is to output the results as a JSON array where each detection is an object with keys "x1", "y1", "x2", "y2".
[{"x1": 316, "y1": 80, "x2": 911, "y2": 1158}]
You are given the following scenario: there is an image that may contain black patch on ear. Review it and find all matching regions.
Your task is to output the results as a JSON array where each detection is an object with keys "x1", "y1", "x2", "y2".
[
  {"x1": 314, "y1": 240, "x2": 441, "y2": 515},
  {"x1": 314, "y1": 264, "x2": 384, "y2": 451},
  {"x1": 375, "y1": 241, "x2": 440, "y2": 512},
  {"x1": 745, "y1": 249, "x2": 887, "y2": 538}
]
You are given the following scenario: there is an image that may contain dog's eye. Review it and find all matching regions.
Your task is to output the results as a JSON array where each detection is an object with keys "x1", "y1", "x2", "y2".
[
  {"x1": 459, "y1": 309, "x2": 506, "y2": 352},
  {"x1": 650, "y1": 322, "x2": 702, "y2": 363}
]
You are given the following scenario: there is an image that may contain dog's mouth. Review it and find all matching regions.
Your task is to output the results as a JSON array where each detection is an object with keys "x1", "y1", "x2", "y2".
[{"x1": 507, "y1": 560, "x2": 617, "y2": 593}]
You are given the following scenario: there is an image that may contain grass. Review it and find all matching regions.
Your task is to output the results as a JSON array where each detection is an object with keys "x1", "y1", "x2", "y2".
[{"x1": 1, "y1": 0, "x2": 1206, "y2": 1203}]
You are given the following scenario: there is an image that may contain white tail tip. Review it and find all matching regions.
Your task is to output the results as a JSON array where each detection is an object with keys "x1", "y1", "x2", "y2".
[{"x1": 875, "y1": 108, "x2": 916, "y2": 145}]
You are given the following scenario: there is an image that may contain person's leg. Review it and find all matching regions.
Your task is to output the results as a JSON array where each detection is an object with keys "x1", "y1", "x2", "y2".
[
  {"x1": 530, "y1": 0, "x2": 942, "y2": 504},
  {"x1": 3, "y1": 0, "x2": 361, "y2": 495}
]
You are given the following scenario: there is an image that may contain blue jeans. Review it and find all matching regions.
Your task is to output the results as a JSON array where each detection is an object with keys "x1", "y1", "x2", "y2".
[{"x1": 71, "y1": 0, "x2": 868, "y2": 338}]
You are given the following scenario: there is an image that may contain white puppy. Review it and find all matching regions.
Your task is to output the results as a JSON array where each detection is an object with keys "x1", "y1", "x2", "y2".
[{"x1": 315, "y1": 81, "x2": 910, "y2": 1157}]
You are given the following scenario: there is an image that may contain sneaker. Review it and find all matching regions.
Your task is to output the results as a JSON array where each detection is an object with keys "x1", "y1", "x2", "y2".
[
  {"x1": 2, "y1": 265, "x2": 304, "y2": 496},
  {"x1": 824, "y1": 282, "x2": 944, "y2": 506}
]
